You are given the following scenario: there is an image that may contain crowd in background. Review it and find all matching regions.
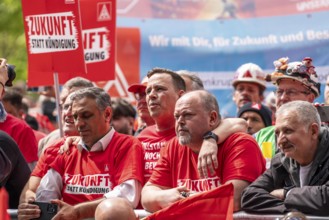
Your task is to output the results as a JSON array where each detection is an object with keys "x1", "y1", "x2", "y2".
[{"x1": 0, "y1": 56, "x2": 328, "y2": 220}]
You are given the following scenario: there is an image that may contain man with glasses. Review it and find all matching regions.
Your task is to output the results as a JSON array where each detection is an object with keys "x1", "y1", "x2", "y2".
[{"x1": 255, "y1": 57, "x2": 320, "y2": 164}]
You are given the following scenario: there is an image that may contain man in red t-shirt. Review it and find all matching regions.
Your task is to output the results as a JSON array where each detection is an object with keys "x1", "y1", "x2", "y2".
[
  {"x1": 19, "y1": 87, "x2": 144, "y2": 220},
  {"x1": 142, "y1": 90, "x2": 266, "y2": 213},
  {"x1": 95, "y1": 68, "x2": 248, "y2": 219},
  {"x1": 18, "y1": 77, "x2": 94, "y2": 209}
]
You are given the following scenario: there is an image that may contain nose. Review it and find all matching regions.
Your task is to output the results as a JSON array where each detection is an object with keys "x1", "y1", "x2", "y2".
[
  {"x1": 74, "y1": 116, "x2": 85, "y2": 129},
  {"x1": 276, "y1": 131, "x2": 286, "y2": 146},
  {"x1": 147, "y1": 88, "x2": 157, "y2": 100},
  {"x1": 176, "y1": 115, "x2": 185, "y2": 125},
  {"x1": 64, "y1": 105, "x2": 72, "y2": 116}
]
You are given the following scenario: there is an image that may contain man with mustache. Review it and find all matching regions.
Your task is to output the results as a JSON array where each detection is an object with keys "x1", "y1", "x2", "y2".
[
  {"x1": 255, "y1": 57, "x2": 320, "y2": 162},
  {"x1": 208, "y1": 57, "x2": 321, "y2": 171},
  {"x1": 242, "y1": 101, "x2": 329, "y2": 216},
  {"x1": 95, "y1": 68, "x2": 247, "y2": 219},
  {"x1": 232, "y1": 63, "x2": 267, "y2": 110},
  {"x1": 141, "y1": 90, "x2": 265, "y2": 212}
]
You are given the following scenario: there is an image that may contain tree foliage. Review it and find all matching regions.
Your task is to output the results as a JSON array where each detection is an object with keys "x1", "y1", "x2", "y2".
[{"x1": 0, "y1": 0, "x2": 27, "y2": 82}]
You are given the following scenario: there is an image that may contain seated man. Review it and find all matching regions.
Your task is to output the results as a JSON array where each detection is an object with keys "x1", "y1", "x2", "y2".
[
  {"x1": 141, "y1": 90, "x2": 265, "y2": 212},
  {"x1": 18, "y1": 77, "x2": 94, "y2": 208},
  {"x1": 19, "y1": 87, "x2": 144, "y2": 219},
  {"x1": 242, "y1": 101, "x2": 329, "y2": 216}
]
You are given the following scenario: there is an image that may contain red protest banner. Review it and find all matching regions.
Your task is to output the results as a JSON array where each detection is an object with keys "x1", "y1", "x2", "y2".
[
  {"x1": 97, "y1": 27, "x2": 140, "y2": 99},
  {"x1": 145, "y1": 183, "x2": 234, "y2": 220},
  {"x1": 80, "y1": 0, "x2": 116, "y2": 81},
  {"x1": 22, "y1": 0, "x2": 86, "y2": 86}
]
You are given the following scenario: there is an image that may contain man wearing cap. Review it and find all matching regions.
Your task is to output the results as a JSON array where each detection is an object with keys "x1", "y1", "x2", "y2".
[
  {"x1": 238, "y1": 102, "x2": 272, "y2": 135},
  {"x1": 95, "y1": 68, "x2": 248, "y2": 219},
  {"x1": 255, "y1": 57, "x2": 320, "y2": 161},
  {"x1": 128, "y1": 77, "x2": 155, "y2": 136},
  {"x1": 232, "y1": 63, "x2": 267, "y2": 110}
]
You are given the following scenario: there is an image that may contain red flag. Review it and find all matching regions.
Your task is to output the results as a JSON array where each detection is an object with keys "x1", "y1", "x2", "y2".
[
  {"x1": 0, "y1": 187, "x2": 10, "y2": 220},
  {"x1": 145, "y1": 183, "x2": 234, "y2": 220}
]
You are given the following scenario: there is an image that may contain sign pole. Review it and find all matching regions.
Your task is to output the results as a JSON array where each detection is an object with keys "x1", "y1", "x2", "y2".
[{"x1": 53, "y1": 72, "x2": 63, "y2": 138}]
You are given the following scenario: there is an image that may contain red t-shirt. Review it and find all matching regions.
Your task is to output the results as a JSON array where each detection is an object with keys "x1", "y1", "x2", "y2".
[
  {"x1": 149, "y1": 132, "x2": 266, "y2": 192},
  {"x1": 32, "y1": 138, "x2": 65, "y2": 178},
  {"x1": 0, "y1": 114, "x2": 38, "y2": 163},
  {"x1": 49, "y1": 132, "x2": 144, "y2": 205},
  {"x1": 137, "y1": 125, "x2": 176, "y2": 182}
]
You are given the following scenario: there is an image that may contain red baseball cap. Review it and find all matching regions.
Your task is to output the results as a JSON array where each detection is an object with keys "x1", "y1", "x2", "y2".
[
  {"x1": 128, "y1": 77, "x2": 148, "y2": 93},
  {"x1": 128, "y1": 83, "x2": 147, "y2": 93}
]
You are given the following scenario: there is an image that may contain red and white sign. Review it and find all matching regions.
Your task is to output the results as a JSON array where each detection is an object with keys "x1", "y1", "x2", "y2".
[
  {"x1": 80, "y1": 0, "x2": 116, "y2": 82},
  {"x1": 22, "y1": 0, "x2": 116, "y2": 86},
  {"x1": 22, "y1": 0, "x2": 86, "y2": 86}
]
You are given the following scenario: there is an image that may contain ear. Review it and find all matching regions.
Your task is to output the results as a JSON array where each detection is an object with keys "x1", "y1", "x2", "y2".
[
  {"x1": 209, "y1": 110, "x2": 219, "y2": 127},
  {"x1": 310, "y1": 123, "x2": 319, "y2": 139},
  {"x1": 0, "y1": 89, "x2": 5, "y2": 99},
  {"x1": 18, "y1": 109, "x2": 25, "y2": 119},
  {"x1": 178, "y1": 90, "x2": 185, "y2": 98},
  {"x1": 308, "y1": 93, "x2": 316, "y2": 103},
  {"x1": 104, "y1": 107, "x2": 112, "y2": 122},
  {"x1": 128, "y1": 117, "x2": 135, "y2": 128}
]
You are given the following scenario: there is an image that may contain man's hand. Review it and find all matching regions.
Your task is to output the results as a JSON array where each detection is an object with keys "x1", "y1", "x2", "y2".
[
  {"x1": 58, "y1": 136, "x2": 80, "y2": 154},
  {"x1": 270, "y1": 189, "x2": 285, "y2": 200},
  {"x1": 158, "y1": 185, "x2": 189, "y2": 209},
  {"x1": 52, "y1": 200, "x2": 80, "y2": 220},
  {"x1": 198, "y1": 138, "x2": 218, "y2": 178},
  {"x1": 17, "y1": 198, "x2": 41, "y2": 220}
]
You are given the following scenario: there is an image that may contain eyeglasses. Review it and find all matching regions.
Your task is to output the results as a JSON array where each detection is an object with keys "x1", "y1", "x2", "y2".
[
  {"x1": 134, "y1": 92, "x2": 146, "y2": 101},
  {"x1": 274, "y1": 89, "x2": 311, "y2": 97}
]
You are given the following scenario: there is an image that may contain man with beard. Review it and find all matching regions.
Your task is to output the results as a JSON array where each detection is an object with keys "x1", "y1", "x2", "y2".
[
  {"x1": 141, "y1": 90, "x2": 265, "y2": 212},
  {"x1": 242, "y1": 101, "x2": 329, "y2": 216},
  {"x1": 95, "y1": 68, "x2": 248, "y2": 220}
]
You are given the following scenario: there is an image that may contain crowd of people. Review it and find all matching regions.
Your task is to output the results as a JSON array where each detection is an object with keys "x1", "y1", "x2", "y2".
[{"x1": 0, "y1": 56, "x2": 328, "y2": 219}]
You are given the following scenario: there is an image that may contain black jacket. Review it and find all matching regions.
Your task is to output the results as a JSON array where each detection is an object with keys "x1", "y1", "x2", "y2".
[
  {"x1": 0, "y1": 131, "x2": 31, "y2": 208},
  {"x1": 241, "y1": 127, "x2": 329, "y2": 216}
]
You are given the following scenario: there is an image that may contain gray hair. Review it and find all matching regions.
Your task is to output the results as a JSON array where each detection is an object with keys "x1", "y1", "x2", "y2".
[
  {"x1": 70, "y1": 87, "x2": 111, "y2": 111},
  {"x1": 177, "y1": 70, "x2": 204, "y2": 91},
  {"x1": 63, "y1": 77, "x2": 94, "y2": 90},
  {"x1": 276, "y1": 101, "x2": 320, "y2": 128}
]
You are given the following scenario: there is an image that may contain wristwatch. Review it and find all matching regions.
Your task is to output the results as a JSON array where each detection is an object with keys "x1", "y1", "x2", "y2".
[{"x1": 203, "y1": 131, "x2": 219, "y2": 142}]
